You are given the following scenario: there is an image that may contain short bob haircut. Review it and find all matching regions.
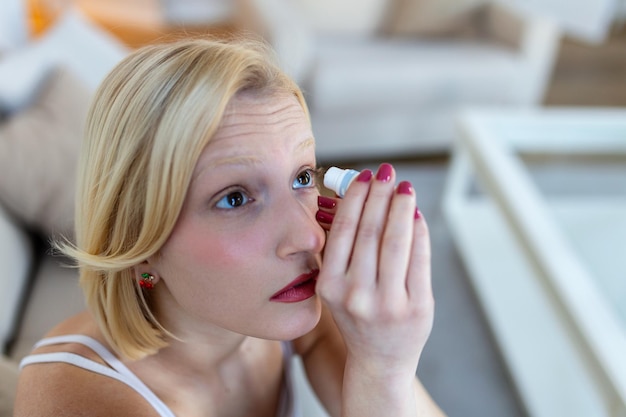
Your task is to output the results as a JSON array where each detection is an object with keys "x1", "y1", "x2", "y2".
[{"x1": 60, "y1": 37, "x2": 308, "y2": 360}]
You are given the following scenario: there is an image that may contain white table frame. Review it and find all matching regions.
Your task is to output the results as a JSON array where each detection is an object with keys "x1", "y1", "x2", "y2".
[{"x1": 442, "y1": 108, "x2": 626, "y2": 417}]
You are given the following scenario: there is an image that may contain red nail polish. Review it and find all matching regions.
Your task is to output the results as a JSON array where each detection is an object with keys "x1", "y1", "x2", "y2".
[
  {"x1": 316, "y1": 210, "x2": 334, "y2": 224},
  {"x1": 397, "y1": 181, "x2": 413, "y2": 195},
  {"x1": 376, "y1": 163, "x2": 392, "y2": 182},
  {"x1": 356, "y1": 169, "x2": 373, "y2": 182},
  {"x1": 317, "y1": 195, "x2": 337, "y2": 209},
  {"x1": 414, "y1": 207, "x2": 421, "y2": 220}
]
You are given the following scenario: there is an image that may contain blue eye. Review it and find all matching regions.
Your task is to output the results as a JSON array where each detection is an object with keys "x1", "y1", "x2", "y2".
[
  {"x1": 293, "y1": 169, "x2": 315, "y2": 189},
  {"x1": 216, "y1": 191, "x2": 250, "y2": 209}
]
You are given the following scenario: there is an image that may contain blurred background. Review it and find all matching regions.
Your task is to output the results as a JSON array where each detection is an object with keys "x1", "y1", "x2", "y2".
[{"x1": 0, "y1": 1, "x2": 625, "y2": 416}]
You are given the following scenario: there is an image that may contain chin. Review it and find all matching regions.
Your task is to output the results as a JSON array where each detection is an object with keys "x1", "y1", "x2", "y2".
[{"x1": 269, "y1": 297, "x2": 322, "y2": 341}]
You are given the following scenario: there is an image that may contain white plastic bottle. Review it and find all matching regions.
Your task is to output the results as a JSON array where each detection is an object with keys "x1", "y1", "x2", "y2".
[{"x1": 324, "y1": 167, "x2": 360, "y2": 198}]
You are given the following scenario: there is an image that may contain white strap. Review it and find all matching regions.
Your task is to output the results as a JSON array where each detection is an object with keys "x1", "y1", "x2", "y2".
[
  {"x1": 24, "y1": 335, "x2": 301, "y2": 417},
  {"x1": 22, "y1": 335, "x2": 176, "y2": 417},
  {"x1": 33, "y1": 335, "x2": 138, "y2": 382},
  {"x1": 20, "y1": 352, "x2": 134, "y2": 386}
]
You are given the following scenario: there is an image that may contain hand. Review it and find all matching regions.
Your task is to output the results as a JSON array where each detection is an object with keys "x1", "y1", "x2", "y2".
[{"x1": 316, "y1": 163, "x2": 433, "y2": 377}]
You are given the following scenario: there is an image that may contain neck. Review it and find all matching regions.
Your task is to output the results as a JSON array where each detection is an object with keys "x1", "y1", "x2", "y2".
[
  {"x1": 155, "y1": 332, "x2": 254, "y2": 372},
  {"x1": 127, "y1": 325, "x2": 281, "y2": 417}
]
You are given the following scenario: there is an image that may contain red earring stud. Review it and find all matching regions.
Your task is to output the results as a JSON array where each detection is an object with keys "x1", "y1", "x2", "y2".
[{"x1": 140, "y1": 273, "x2": 155, "y2": 290}]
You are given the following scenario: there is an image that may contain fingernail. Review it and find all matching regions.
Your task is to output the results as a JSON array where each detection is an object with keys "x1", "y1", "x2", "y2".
[
  {"x1": 376, "y1": 163, "x2": 393, "y2": 182},
  {"x1": 356, "y1": 169, "x2": 373, "y2": 182},
  {"x1": 414, "y1": 207, "x2": 421, "y2": 220},
  {"x1": 317, "y1": 195, "x2": 337, "y2": 209},
  {"x1": 316, "y1": 210, "x2": 334, "y2": 224},
  {"x1": 397, "y1": 181, "x2": 413, "y2": 195}
]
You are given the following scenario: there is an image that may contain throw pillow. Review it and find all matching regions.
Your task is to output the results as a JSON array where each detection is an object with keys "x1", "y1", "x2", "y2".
[
  {"x1": 0, "y1": 54, "x2": 55, "y2": 116},
  {"x1": 383, "y1": 0, "x2": 489, "y2": 37},
  {"x1": 0, "y1": 0, "x2": 28, "y2": 52},
  {"x1": 27, "y1": 8, "x2": 128, "y2": 91},
  {"x1": 0, "y1": 7, "x2": 127, "y2": 116},
  {"x1": 0, "y1": 67, "x2": 90, "y2": 238}
]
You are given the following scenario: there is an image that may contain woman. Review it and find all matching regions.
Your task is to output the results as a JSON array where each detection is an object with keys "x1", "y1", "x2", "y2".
[{"x1": 14, "y1": 37, "x2": 444, "y2": 417}]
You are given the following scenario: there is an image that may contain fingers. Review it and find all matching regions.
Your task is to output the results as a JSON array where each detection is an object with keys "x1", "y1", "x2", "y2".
[
  {"x1": 319, "y1": 169, "x2": 374, "y2": 277},
  {"x1": 317, "y1": 164, "x2": 430, "y2": 298},
  {"x1": 378, "y1": 181, "x2": 416, "y2": 299},
  {"x1": 406, "y1": 211, "x2": 433, "y2": 303},
  {"x1": 316, "y1": 195, "x2": 338, "y2": 232},
  {"x1": 348, "y1": 163, "x2": 396, "y2": 288},
  {"x1": 316, "y1": 164, "x2": 435, "y2": 368}
]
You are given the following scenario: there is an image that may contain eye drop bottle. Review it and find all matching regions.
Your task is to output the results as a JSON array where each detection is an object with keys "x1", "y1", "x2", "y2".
[{"x1": 324, "y1": 167, "x2": 360, "y2": 198}]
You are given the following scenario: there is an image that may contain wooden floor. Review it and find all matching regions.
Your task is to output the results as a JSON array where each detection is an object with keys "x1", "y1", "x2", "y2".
[{"x1": 544, "y1": 24, "x2": 626, "y2": 106}]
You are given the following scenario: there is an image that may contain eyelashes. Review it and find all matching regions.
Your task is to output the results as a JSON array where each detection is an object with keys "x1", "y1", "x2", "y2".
[
  {"x1": 215, "y1": 190, "x2": 251, "y2": 209},
  {"x1": 213, "y1": 167, "x2": 319, "y2": 211},
  {"x1": 313, "y1": 166, "x2": 326, "y2": 190},
  {"x1": 293, "y1": 168, "x2": 318, "y2": 189}
]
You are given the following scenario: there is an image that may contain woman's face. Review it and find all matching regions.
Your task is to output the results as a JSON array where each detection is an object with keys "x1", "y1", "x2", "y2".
[{"x1": 150, "y1": 93, "x2": 325, "y2": 341}]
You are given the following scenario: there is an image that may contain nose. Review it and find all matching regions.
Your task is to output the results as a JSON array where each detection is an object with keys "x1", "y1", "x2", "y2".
[{"x1": 275, "y1": 194, "x2": 326, "y2": 259}]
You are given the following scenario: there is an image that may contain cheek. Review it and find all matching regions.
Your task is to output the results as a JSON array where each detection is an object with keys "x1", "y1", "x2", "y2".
[
  {"x1": 160, "y1": 223, "x2": 271, "y2": 309},
  {"x1": 181, "y1": 224, "x2": 268, "y2": 272}
]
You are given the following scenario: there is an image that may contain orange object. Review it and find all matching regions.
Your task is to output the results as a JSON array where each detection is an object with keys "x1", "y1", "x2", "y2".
[
  {"x1": 27, "y1": 0, "x2": 69, "y2": 37},
  {"x1": 26, "y1": 0, "x2": 237, "y2": 47}
]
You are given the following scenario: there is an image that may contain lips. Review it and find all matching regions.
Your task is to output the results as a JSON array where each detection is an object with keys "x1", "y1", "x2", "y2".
[{"x1": 270, "y1": 269, "x2": 320, "y2": 303}]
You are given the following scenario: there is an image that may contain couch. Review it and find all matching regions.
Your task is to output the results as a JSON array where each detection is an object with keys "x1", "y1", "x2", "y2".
[
  {"x1": 245, "y1": 0, "x2": 562, "y2": 161},
  {"x1": 0, "y1": 5, "x2": 129, "y2": 415}
]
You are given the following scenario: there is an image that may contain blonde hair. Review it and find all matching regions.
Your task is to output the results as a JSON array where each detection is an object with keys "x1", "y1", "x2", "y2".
[{"x1": 60, "y1": 37, "x2": 307, "y2": 360}]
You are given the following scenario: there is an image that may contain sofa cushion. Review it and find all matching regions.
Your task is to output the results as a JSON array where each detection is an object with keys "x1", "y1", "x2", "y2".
[
  {"x1": 308, "y1": 37, "x2": 522, "y2": 115},
  {"x1": 294, "y1": 0, "x2": 389, "y2": 36},
  {"x1": 0, "y1": 68, "x2": 89, "y2": 238},
  {"x1": 384, "y1": 0, "x2": 489, "y2": 37},
  {"x1": 0, "y1": 356, "x2": 18, "y2": 417}
]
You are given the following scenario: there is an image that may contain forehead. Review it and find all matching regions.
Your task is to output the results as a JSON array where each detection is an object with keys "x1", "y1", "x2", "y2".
[
  {"x1": 217, "y1": 92, "x2": 308, "y2": 138},
  {"x1": 195, "y1": 93, "x2": 314, "y2": 171}
]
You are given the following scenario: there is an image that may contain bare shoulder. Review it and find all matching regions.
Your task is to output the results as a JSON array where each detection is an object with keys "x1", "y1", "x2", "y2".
[
  {"x1": 13, "y1": 311, "x2": 159, "y2": 417},
  {"x1": 14, "y1": 359, "x2": 159, "y2": 417}
]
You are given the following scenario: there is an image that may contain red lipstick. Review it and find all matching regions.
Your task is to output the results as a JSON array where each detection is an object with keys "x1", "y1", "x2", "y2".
[{"x1": 270, "y1": 269, "x2": 319, "y2": 303}]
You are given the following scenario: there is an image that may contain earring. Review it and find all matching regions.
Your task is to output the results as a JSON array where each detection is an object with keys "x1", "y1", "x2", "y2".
[{"x1": 139, "y1": 273, "x2": 155, "y2": 290}]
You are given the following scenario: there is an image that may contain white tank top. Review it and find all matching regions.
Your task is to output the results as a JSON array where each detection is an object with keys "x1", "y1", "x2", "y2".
[{"x1": 20, "y1": 334, "x2": 302, "y2": 417}]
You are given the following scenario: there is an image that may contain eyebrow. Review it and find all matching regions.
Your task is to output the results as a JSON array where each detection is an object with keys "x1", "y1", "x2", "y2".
[
  {"x1": 207, "y1": 154, "x2": 263, "y2": 169},
  {"x1": 296, "y1": 137, "x2": 316, "y2": 153},
  {"x1": 195, "y1": 136, "x2": 316, "y2": 178}
]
